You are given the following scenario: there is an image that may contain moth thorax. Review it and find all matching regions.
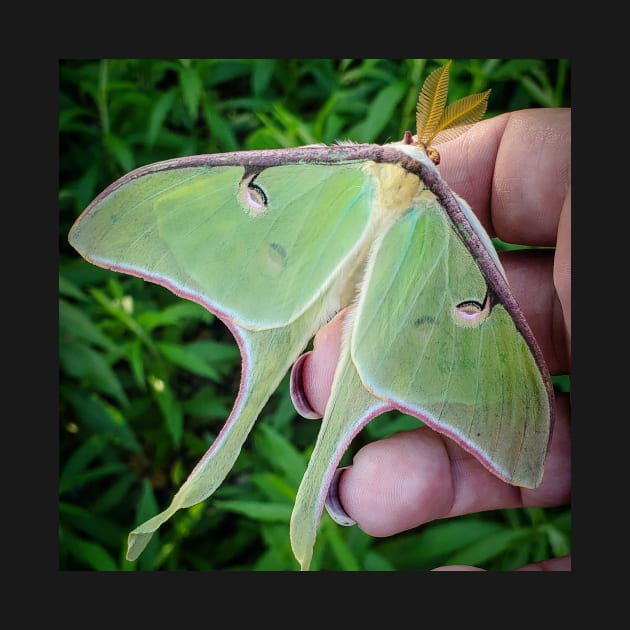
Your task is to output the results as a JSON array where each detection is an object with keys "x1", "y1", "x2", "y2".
[{"x1": 369, "y1": 162, "x2": 424, "y2": 222}]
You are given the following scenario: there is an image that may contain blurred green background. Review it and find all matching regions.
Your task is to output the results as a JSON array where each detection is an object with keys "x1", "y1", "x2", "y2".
[{"x1": 59, "y1": 58, "x2": 571, "y2": 571}]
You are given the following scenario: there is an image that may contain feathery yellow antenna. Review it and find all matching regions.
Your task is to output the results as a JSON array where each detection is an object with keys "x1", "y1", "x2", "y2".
[
  {"x1": 415, "y1": 61, "x2": 491, "y2": 160},
  {"x1": 416, "y1": 60, "x2": 452, "y2": 145}
]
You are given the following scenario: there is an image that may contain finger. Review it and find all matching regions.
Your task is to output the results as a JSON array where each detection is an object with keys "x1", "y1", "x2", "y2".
[
  {"x1": 334, "y1": 392, "x2": 570, "y2": 537},
  {"x1": 293, "y1": 310, "x2": 345, "y2": 418},
  {"x1": 431, "y1": 565, "x2": 486, "y2": 571},
  {"x1": 431, "y1": 555, "x2": 571, "y2": 571},
  {"x1": 511, "y1": 555, "x2": 571, "y2": 571},
  {"x1": 553, "y1": 187, "x2": 571, "y2": 359},
  {"x1": 291, "y1": 307, "x2": 349, "y2": 418},
  {"x1": 437, "y1": 109, "x2": 571, "y2": 246},
  {"x1": 500, "y1": 249, "x2": 569, "y2": 374}
]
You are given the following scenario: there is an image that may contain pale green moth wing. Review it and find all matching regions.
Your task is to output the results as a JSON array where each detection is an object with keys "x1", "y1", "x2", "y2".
[
  {"x1": 352, "y1": 187, "x2": 551, "y2": 486},
  {"x1": 69, "y1": 157, "x2": 377, "y2": 330},
  {"x1": 290, "y1": 313, "x2": 393, "y2": 570},
  {"x1": 68, "y1": 148, "x2": 392, "y2": 560},
  {"x1": 289, "y1": 149, "x2": 554, "y2": 570}
]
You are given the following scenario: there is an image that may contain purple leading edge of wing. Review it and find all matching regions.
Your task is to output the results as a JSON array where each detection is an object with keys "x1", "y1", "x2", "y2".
[{"x1": 80, "y1": 143, "x2": 412, "y2": 208}]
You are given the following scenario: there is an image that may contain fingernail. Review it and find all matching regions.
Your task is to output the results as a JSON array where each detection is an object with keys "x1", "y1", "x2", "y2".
[
  {"x1": 290, "y1": 352, "x2": 322, "y2": 419},
  {"x1": 325, "y1": 467, "x2": 356, "y2": 526}
]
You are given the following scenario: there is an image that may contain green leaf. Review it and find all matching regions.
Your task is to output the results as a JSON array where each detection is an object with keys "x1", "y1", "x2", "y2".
[
  {"x1": 62, "y1": 530, "x2": 119, "y2": 570},
  {"x1": 202, "y1": 95, "x2": 239, "y2": 152},
  {"x1": 91, "y1": 472, "x2": 139, "y2": 514},
  {"x1": 365, "y1": 411, "x2": 421, "y2": 440},
  {"x1": 214, "y1": 499, "x2": 293, "y2": 522},
  {"x1": 520, "y1": 75, "x2": 556, "y2": 108},
  {"x1": 147, "y1": 88, "x2": 177, "y2": 147},
  {"x1": 59, "y1": 274, "x2": 88, "y2": 302},
  {"x1": 551, "y1": 509, "x2": 572, "y2": 532},
  {"x1": 205, "y1": 59, "x2": 252, "y2": 86},
  {"x1": 59, "y1": 434, "x2": 107, "y2": 482},
  {"x1": 59, "y1": 341, "x2": 129, "y2": 407},
  {"x1": 346, "y1": 80, "x2": 407, "y2": 142},
  {"x1": 545, "y1": 524, "x2": 571, "y2": 557},
  {"x1": 63, "y1": 388, "x2": 141, "y2": 452},
  {"x1": 59, "y1": 462, "x2": 129, "y2": 495},
  {"x1": 127, "y1": 338, "x2": 146, "y2": 389},
  {"x1": 254, "y1": 523, "x2": 296, "y2": 570},
  {"x1": 88, "y1": 286, "x2": 137, "y2": 327},
  {"x1": 553, "y1": 374, "x2": 571, "y2": 393},
  {"x1": 149, "y1": 374, "x2": 183, "y2": 447},
  {"x1": 374, "y1": 517, "x2": 505, "y2": 568},
  {"x1": 104, "y1": 133, "x2": 135, "y2": 172},
  {"x1": 250, "y1": 471, "x2": 297, "y2": 503},
  {"x1": 178, "y1": 65, "x2": 202, "y2": 121},
  {"x1": 363, "y1": 551, "x2": 396, "y2": 571},
  {"x1": 89, "y1": 287, "x2": 156, "y2": 350},
  {"x1": 502, "y1": 542, "x2": 532, "y2": 569},
  {"x1": 269, "y1": 102, "x2": 318, "y2": 145},
  {"x1": 184, "y1": 339, "x2": 240, "y2": 368},
  {"x1": 252, "y1": 59, "x2": 277, "y2": 96},
  {"x1": 322, "y1": 516, "x2": 360, "y2": 570},
  {"x1": 245, "y1": 126, "x2": 284, "y2": 150},
  {"x1": 181, "y1": 385, "x2": 232, "y2": 420},
  {"x1": 63, "y1": 165, "x2": 101, "y2": 215},
  {"x1": 266, "y1": 377, "x2": 299, "y2": 431},
  {"x1": 137, "y1": 300, "x2": 213, "y2": 331},
  {"x1": 254, "y1": 423, "x2": 306, "y2": 487},
  {"x1": 59, "y1": 298, "x2": 117, "y2": 352},
  {"x1": 447, "y1": 526, "x2": 529, "y2": 566},
  {"x1": 59, "y1": 502, "x2": 126, "y2": 548},
  {"x1": 155, "y1": 341, "x2": 221, "y2": 381}
]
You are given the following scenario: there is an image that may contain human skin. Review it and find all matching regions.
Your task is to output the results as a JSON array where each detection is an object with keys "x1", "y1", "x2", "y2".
[{"x1": 292, "y1": 108, "x2": 572, "y2": 571}]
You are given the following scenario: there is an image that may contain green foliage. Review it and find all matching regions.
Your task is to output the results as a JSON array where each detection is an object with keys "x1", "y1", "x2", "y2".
[{"x1": 59, "y1": 58, "x2": 571, "y2": 570}]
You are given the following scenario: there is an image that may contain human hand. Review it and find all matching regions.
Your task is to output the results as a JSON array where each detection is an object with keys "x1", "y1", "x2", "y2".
[{"x1": 292, "y1": 108, "x2": 571, "y2": 571}]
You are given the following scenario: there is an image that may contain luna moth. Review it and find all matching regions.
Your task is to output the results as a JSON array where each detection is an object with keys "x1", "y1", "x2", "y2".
[{"x1": 68, "y1": 60, "x2": 554, "y2": 571}]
